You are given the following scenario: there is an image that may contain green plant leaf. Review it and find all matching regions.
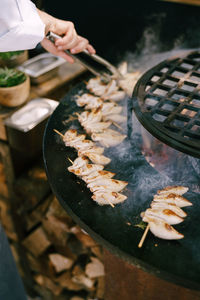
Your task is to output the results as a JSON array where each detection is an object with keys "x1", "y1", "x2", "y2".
[
  {"x1": 0, "y1": 51, "x2": 24, "y2": 60},
  {"x1": 0, "y1": 67, "x2": 26, "y2": 87}
]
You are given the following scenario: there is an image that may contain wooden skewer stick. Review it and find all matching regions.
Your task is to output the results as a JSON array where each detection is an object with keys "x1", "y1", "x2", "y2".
[
  {"x1": 54, "y1": 129, "x2": 64, "y2": 139},
  {"x1": 112, "y1": 121, "x2": 123, "y2": 130},
  {"x1": 67, "y1": 157, "x2": 73, "y2": 164},
  {"x1": 102, "y1": 194, "x2": 115, "y2": 208},
  {"x1": 138, "y1": 224, "x2": 150, "y2": 248}
]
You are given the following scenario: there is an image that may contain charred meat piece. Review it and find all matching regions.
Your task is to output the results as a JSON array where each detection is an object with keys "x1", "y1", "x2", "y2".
[
  {"x1": 82, "y1": 170, "x2": 115, "y2": 184},
  {"x1": 142, "y1": 215, "x2": 184, "y2": 240},
  {"x1": 78, "y1": 108, "x2": 102, "y2": 126},
  {"x1": 68, "y1": 156, "x2": 89, "y2": 172},
  {"x1": 83, "y1": 121, "x2": 111, "y2": 134},
  {"x1": 88, "y1": 178, "x2": 128, "y2": 193},
  {"x1": 63, "y1": 129, "x2": 78, "y2": 142},
  {"x1": 102, "y1": 90, "x2": 126, "y2": 102},
  {"x1": 72, "y1": 139, "x2": 95, "y2": 151},
  {"x1": 68, "y1": 163, "x2": 104, "y2": 176},
  {"x1": 78, "y1": 146, "x2": 104, "y2": 156},
  {"x1": 101, "y1": 102, "x2": 122, "y2": 116},
  {"x1": 75, "y1": 93, "x2": 102, "y2": 108},
  {"x1": 103, "y1": 114, "x2": 127, "y2": 123},
  {"x1": 151, "y1": 201, "x2": 187, "y2": 218},
  {"x1": 153, "y1": 193, "x2": 192, "y2": 208},
  {"x1": 87, "y1": 77, "x2": 119, "y2": 97},
  {"x1": 91, "y1": 129, "x2": 126, "y2": 147},
  {"x1": 83, "y1": 152, "x2": 111, "y2": 165},
  {"x1": 157, "y1": 186, "x2": 189, "y2": 196},
  {"x1": 142, "y1": 208, "x2": 184, "y2": 225},
  {"x1": 65, "y1": 134, "x2": 86, "y2": 147},
  {"x1": 92, "y1": 191, "x2": 127, "y2": 205}
]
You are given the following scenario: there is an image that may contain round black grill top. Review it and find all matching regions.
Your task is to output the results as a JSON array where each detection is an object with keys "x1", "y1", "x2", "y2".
[{"x1": 132, "y1": 51, "x2": 200, "y2": 158}]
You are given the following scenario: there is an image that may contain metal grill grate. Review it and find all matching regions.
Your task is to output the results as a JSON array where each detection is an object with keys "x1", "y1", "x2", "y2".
[{"x1": 133, "y1": 51, "x2": 200, "y2": 158}]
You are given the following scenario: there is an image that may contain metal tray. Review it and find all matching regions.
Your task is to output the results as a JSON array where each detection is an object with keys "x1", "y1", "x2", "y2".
[{"x1": 18, "y1": 53, "x2": 65, "y2": 84}]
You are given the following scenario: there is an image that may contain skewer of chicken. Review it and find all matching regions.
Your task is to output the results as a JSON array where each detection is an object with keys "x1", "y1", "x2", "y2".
[
  {"x1": 54, "y1": 127, "x2": 127, "y2": 206},
  {"x1": 138, "y1": 185, "x2": 190, "y2": 248},
  {"x1": 68, "y1": 157, "x2": 126, "y2": 207},
  {"x1": 54, "y1": 129, "x2": 104, "y2": 157}
]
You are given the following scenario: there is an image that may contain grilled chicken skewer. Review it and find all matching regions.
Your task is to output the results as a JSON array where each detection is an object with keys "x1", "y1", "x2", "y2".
[
  {"x1": 54, "y1": 129, "x2": 127, "y2": 207},
  {"x1": 138, "y1": 185, "x2": 191, "y2": 247}
]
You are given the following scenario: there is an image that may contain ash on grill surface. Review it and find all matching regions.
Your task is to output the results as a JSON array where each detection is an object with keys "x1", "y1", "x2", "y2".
[{"x1": 132, "y1": 51, "x2": 200, "y2": 157}]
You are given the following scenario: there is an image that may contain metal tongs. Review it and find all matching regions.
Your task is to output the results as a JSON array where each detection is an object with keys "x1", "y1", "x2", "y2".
[{"x1": 46, "y1": 31, "x2": 123, "y2": 83}]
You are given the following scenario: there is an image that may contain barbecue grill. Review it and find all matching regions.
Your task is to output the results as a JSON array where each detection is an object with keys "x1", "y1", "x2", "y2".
[
  {"x1": 132, "y1": 50, "x2": 200, "y2": 158},
  {"x1": 43, "y1": 1, "x2": 200, "y2": 297}
]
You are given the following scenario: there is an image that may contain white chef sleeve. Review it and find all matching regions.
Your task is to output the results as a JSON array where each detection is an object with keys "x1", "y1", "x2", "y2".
[{"x1": 0, "y1": 0, "x2": 45, "y2": 51}]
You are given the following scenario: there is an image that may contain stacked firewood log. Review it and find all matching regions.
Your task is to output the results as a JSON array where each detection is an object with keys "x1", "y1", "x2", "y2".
[{"x1": 0, "y1": 158, "x2": 105, "y2": 300}]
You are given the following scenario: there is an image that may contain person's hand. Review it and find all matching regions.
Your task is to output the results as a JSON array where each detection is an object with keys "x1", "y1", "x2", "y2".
[{"x1": 38, "y1": 10, "x2": 95, "y2": 63}]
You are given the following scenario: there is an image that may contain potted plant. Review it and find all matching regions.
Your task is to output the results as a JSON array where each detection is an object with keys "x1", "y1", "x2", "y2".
[
  {"x1": 0, "y1": 67, "x2": 30, "y2": 107},
  {"x1": 0, "y1": 50, "x2": 28, "y2": 68}
]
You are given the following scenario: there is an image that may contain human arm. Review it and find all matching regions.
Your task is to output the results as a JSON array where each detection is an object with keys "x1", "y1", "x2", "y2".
[
  {"x1": 0, "y1": 0, "x2": 95, "y2": 63},
  {"x1": 37, "y1": 9, "x2": 96, "y2": 63},
  {"x1": 0, "y1": 0, "x2": 45, "y2": 52}
]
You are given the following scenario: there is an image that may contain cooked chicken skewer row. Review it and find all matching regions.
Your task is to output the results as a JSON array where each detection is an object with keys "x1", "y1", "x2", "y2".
[
  {"x1": 139, "y1": 185, "x2": 191, "y2": 246},
  {"x1": 54, "y1": 129, "x2": 128, "y2": 207},
  {"x1": 68, "y1": 157, "x2": 127, "y2": 206},
  {"x1": 61, "y1": 129, "x2": 111, "y2": 166}
]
